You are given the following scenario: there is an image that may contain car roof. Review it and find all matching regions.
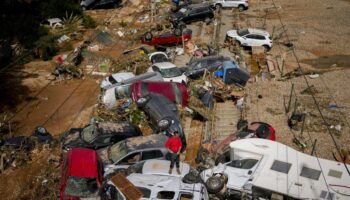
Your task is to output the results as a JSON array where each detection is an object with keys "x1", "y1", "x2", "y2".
[
  {"x1": 153, "y1": 62, "x2": 177, "y2": 69},
  {"x1": 142, "y1": 160, "x2": 190, "y2": 177},
  {"x1": 189, "y1": 55, "x2": 227, "y2": 63},
  {"x1": 125, "y1": 134, "x2": 168, "y2": 152},
  {"x1": 187, "y1": 3, "x2": 211, "y2": 10},
  {"x1": 66, "y1": 148, "x2": 100, "y2": 178},
  {"x1": 247, "y1": 28, "x2": 270, "y2": 36},
  {"x1": 110, "y1": 72, "x2": 135, "y2": 82}
]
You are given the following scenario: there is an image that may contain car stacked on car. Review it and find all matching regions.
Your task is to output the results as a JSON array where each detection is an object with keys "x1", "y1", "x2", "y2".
[{"x1": 55, "y1": 0, "x2": 278, "y2": 200}]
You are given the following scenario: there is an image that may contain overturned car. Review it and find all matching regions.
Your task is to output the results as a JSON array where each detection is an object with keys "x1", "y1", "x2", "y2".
[
  {"x1": 136, "y1": 93, "x2": 187, "y2": 151},
  {"x1": 61, "y1": 121, "x2": 142, "y2": 150}
]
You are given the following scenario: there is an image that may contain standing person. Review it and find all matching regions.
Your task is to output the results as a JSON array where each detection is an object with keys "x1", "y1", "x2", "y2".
[{"x1": 165, "y1": 131, "x2": 182, "y2": 174}]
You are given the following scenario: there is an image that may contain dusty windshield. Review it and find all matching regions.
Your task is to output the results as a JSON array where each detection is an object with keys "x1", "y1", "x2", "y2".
[
  {"x1": 81, "y1": 125, "x2": 98, "y2": 143},
  {"x1": 109, "y1": 141, "x2": 128, "y2": 163},
  {"x1": 64, "y1": 176, "x2": 98, "y2": 197},
  {"x1": 237, "y1": 28, "x2": 249, "y2": 36},
  {"x1": 159, "y1": 67, "x2": 182, "y2": 78}
]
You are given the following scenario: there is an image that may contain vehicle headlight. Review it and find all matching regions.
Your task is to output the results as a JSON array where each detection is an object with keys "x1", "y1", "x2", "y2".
[
  {"x1": 137, "y1": 97, "x2": 147, "y2": 105},
  {"x1": 158, "y1": 119, "x2": 170, "y2": 128}
]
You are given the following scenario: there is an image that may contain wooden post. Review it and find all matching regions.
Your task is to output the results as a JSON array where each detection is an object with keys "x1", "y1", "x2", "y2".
[
  {"x1": 311, "y1": 139, "x2": 317, "y2": 156},
  {"x1": 286, "y1": 83, "x2": 294, "y2": 113}
]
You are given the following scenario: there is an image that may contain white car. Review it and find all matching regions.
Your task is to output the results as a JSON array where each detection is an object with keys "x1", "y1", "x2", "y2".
[
  {"x1": 213, "y1": 0, "x2": 249, "y2": 11},
  {"x1": 148, "y1": 51, "x2": 169, "y2": 64},
  {"x1": 100, "y1": 72, "x2": 135, "y2": 89},
  {"x1": 106, "y1": 160, "x2": 209, "y2": 200},
  {"x1": 226, "y1": 28, "x2": 273, "y2": 50},
  {"x1": 147, "y1": 62, "x2": 187, "y2": 83},
  {"x1": 41, "y1": 18, "x2": 64, "y2": 29}
]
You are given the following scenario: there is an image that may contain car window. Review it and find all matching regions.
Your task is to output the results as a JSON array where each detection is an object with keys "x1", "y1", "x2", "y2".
[
  {"x1": 179, "y1": 193, "x2": 193, "y2": 200},
  {"x1": 109, "y1": 141, "x2": 128, "y2": 163},
  {"x1": 157, "y1": 191, "x2": 175, "y2": 199},
  {"x1": 227, "y1": 159, "x2": 258, "y2": 169},
  {"x1": 137, "y1": 187, "x2": 151, "y2": 198},
  {"x1": 245, "y1": 34, "x2": 255, "y2": 39},
  {"x1": 64, "y1": 177, "x2": 98, "y2": 197},
  {"x1": 142, "y1": 150, "x2": 164, "y2": 160},
  {"x1": 108, "y1": 76, "x2": 118, "y2": 84},
  {"x1": 159, "y1": 67, "x2": 182, "y2": 78},
  {"x1": 94, "y1": 135, "x2": 111, "y2": 144},
  {"x1": 255, "y1": 35, "x2": 266, "y2": 40},
  {"x1": 120, "y1": 152, "x2": 141, "y2": 164},
  {"x1": 81, "y1": 125, "x2": 99, "y2": 143}
]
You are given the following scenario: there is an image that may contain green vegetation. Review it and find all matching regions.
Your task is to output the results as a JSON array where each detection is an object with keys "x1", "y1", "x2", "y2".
[{"x1": 0, "y1": 0, "x2": 97, "y2": 67}]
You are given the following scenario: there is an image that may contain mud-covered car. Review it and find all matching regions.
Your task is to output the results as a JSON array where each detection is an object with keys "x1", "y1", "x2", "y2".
[
  {"x1": 61, "y1": 121, "x2": 142, "y2": 150},
  {"x1": 136, "y1": 93, "x2": 187, "y2": 151},
  {"x1": 97, "y1": 134, "x2": 168, "y2": 165},
  {"x1": 131, "y1": 81, "x2": 189, "y2": 107},
  {"x1": 182, "y1": 55, "x2": 231, "y2": 79},
  {"x1": 170, "y1": 4, "x2": 214, "y2": 27}
]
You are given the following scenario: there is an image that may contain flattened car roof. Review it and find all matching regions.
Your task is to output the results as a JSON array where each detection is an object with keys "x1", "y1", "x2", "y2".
[{"x1": 125, "y1": 134, "x2": 168, "y2": 152}]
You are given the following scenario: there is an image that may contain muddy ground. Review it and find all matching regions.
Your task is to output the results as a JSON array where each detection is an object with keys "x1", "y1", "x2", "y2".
[{"x1": 0, "y1": 0, "x2": 349, "y2": 199}]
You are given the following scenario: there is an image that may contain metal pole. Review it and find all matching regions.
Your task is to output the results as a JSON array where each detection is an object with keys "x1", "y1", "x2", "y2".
[
  {"x1": 311, "y1": 139, "x2": 317, "y2": 156},
  {"x1": 287, "y1": 83, "x2": 294, "y2": 113}
]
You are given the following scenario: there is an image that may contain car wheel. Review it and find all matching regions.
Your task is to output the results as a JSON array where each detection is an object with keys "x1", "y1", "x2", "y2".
[
  {"x1": 183, "y1": 173, "x2": 201, "y2": 184},
  {"x1": 215, "y1": 4, "x2": 222, "y2": 11},
  {"x1": 195, "y1": 147, "x2": 209, "y2": 164},
  {"x1": 205, "y1": 176, "x2": 225, "y2": 194},
  {"x1": 263, "y1": 45, "x2": 271, "y2": 52},
  {"x1": 238, "y1": 5, "x2": 245, "y2": 12},
  {"x1": 174, "y1": 28, "x2": 182, "y2": 37},
  {"x1": 144, "y1": 32, "x2": 153, "y2": 42},
  {"x1": 204, "y1": 18, "x2": 211, "y2": 25}
]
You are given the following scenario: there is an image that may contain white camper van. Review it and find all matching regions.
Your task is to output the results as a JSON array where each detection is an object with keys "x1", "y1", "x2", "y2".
[{"x1": 201, "y1": 138, "x2": 350, "y2": 199}]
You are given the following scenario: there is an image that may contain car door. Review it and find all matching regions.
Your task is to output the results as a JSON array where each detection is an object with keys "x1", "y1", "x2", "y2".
[
  {"x1": 242, "y1": 34, "x2": 256, "y2": 46},
  {"x1": 254, "y1": 34, "x2": 266, "y2": 46},
  {"x1": 141, "y1": 149, "x2": 165, "y2": 161},
  {"x1": 225, "y1": 0, "x2": 236, "y2": 7},
  {"x1": 224, "y1": 159, "x2": 259, "y2": 190}
]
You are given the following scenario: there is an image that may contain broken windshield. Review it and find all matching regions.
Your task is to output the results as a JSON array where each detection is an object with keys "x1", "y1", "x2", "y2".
[
  {"x1": 237, "y1": 28, "x2": 249, "y2": 36},
  {"x1": 228, "y1": 159, "x2": 258, "y2": 169},
  {"x1": 109, "y1": 140, "x2": 128, "y2": 163},
  {"x1": 81, "y1": 125, "x2": 98, "y2": 143},
  {"x1": 159, "y1": 67, "x2": 182, "y2": 78},
  {"x1": 64, "y1": 176, "x2": 98, "y2": 197}
]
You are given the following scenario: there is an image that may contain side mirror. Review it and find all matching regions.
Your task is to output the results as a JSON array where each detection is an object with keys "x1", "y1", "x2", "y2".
[{"x1": 248, "y1": 170, "x2": 252, "y2": 175}]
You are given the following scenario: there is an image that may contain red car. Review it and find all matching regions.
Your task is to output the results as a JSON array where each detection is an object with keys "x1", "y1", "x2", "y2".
[
  {"x1": 141, "y1": 29, "x2": 192, "y2": 46},
  {"x1": 60, "y1": 148, "x2": 103, "y2": 200},
  {"x1": 131, "y1": 81, "x2": 189, "y2": 107}
]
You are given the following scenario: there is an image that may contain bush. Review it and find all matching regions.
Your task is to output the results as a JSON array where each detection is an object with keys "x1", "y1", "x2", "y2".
[
  {"x1": 82, "y1": 15, "x2": 97, "y2": 29},
  {"x1": 0, "y1": 40, "x2": 13, "y2": 67},
  {"x1": 36, "y1": 35, "x2": 59, "y2": 61}
]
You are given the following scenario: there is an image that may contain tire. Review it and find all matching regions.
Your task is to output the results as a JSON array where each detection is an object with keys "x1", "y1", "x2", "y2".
[
  {"x1": 238, "y1": 5, "x2": 245, "y2": 12},
  {"x1": 204, "y1": 18, "x2": 211, "y2": 25},
  {"x1": 144, "y1": 32, "x2": 153, "y2": 42},
  {"x1": 206, "y1": 176, "x2": 225, "y2": 194},
  {"x1": 263, "y1": 45, "x2": 271, "y2": 52},
  {"x1": 195, "y1": 148, "x2": 209, "y2": 164},
  {"x1": 183, "y1": 173, "x2": 201, "y2": 184},
  {"x1": 174, "y1": 28, "x2": 182, "y2": 37},
  {"x1": 215, "y1": 4, "x2": 222, "y2": 11}
]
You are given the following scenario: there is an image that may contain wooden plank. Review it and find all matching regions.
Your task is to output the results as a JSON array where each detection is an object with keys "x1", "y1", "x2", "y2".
[{"x1": 111, "y1": 173, "x2": 143, "y2": 200}]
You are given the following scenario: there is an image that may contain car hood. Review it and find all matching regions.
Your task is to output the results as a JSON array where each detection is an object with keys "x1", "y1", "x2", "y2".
[{"x1": 227, "y1": 30, "x2": 239, "y2": 38}]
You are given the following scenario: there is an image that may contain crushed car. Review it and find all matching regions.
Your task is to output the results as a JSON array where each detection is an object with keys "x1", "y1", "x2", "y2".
[
  {"x1": 212, "y1": 0, "x2": 248, "y2": 11},
  {"x1": 60, "y1": 148, "x2": 103, "y2": 200},
  {"x1": 97, "y1": 134, "x2": 169, "y2": 165},
  {"x1": 131, "y1": 81, "x2": 189, "y2": 107},
  {"x1": 104, "y1": 160, "x2": 209, "y2": 200},
  {"x1": 182, "y1": 55, "x2": 231, "y2": 79},
  {"x1": 170, "y1": 4, "x2": 214, "y2": 28},
  {"x1": 214, "y1": 60, "x2": 250, "y2": 87},
  {"x1": 80, "y1": 0, "x2": 122, "y2": 10},
  {"x1": 141, "y1": 29, "x2": 192, "y2": 47},
  {"x1": 100, "y1": 72, "x2": 135, "y2": 90},
  {"x1": 147, "y1": 62, "x2": 188, "y2": 83},
  {"x1": 136, "y1": 93, "x2": 187, "y2": 151},
  {"x1": 61, "y1": 121, "x2": 142, "y2": 150},
  {"x1": 101, "y1": 72, "x2": 163, "y2": 109}
]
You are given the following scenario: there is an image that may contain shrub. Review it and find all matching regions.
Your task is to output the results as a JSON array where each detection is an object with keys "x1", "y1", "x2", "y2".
[
  {"x1": 36, "y1": 35, "x2": 59, "y2": 61},
  {"x1": 82, "y1": 15, "x2": 97, "y2": 29}
]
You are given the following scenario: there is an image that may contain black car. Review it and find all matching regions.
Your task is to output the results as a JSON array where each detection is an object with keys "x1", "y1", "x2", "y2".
[
  {"x1": 0, "y1": 126, "x2": 52, "y2": 150},
  {"x1": 170, "y1": 4, "x2": 214, "y2": 27},
  {"x1": 81, "y1": 0, "x2": 122, "y2": 10},
  {"x1": 61, "y1": 121, "x2": 142, "y2": 150},
  {"x1": 136, "y1": 93, "x2": 187, "y2": 151},
  {"x1": 183, "y1": 55, "x2": 230, "y2": 79}
]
